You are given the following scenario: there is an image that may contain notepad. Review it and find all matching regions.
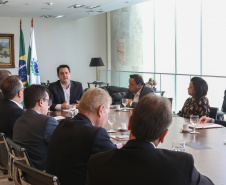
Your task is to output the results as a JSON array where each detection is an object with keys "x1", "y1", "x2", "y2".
[
  {"x1": 188, "y1": 123, "x2": 223, "y2": 129},
  {"x1": 185, "y1": 142, "x2": 211, "y2": 150}
]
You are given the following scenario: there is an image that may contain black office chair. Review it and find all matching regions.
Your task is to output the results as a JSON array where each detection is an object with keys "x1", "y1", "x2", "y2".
[
  {"x1": 217, "y1": 90, "x2": 226, "y2": 121},
  {"x1": 167, "y1": 98, "x2": 173, "y2": 108},
  {"x1": 6, "y1": 138, "x2": 32, "y2": 167},
  {"x1": 0, "y1": 133, "x2": 10, "y2": 179},
  {"x1": 209, "y1": 107, "x2": 218, "y2": 120},
  {"x1": 13, "y1": 161, "x2": 60, "y2": 185}
]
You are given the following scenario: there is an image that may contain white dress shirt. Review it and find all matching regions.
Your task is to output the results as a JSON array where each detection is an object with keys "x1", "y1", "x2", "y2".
[
  {"x1": 130, "y1": 86, "x2": 143, "y2": 106},
  {"x1": 55, "y1": 82, "x2": 71, "y2": 110}
]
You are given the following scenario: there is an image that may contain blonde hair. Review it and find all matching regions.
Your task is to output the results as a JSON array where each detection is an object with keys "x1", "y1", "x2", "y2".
[{"x1": 79, "y1": 88, "x2": 112, "y2": 113}]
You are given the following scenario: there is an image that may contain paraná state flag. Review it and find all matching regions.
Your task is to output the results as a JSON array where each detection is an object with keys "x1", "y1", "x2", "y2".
[{"x1": 27, "y1": 27, "x2": 40, "y2": 85}]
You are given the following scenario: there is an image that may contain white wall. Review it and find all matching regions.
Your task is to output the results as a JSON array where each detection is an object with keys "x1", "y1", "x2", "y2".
[{"x1": 0, "y1": 14, "x2": 107, "y2": 88}]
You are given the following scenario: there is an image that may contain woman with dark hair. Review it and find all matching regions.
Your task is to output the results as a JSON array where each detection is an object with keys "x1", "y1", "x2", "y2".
[{"x1": 178, "y1": 77, "x2": 210, "y2": 118}]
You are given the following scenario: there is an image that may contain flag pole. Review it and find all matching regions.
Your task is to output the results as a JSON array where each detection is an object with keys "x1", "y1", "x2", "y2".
[
  {"x1": 20, "y1": 19, "x2": 22, "y2": 29},
  {"x1": 32, "y1": 18, "x2": 33, "y2": 27}
]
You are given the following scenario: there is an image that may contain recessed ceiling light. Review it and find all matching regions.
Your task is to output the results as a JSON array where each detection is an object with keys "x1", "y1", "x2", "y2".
[
  {"x1": 47, "y1": 2, "x2": 53, "y2": 6},
  {"x1": 55, "y1": 15, "x2": 64, "y2": 18},
  {"x1": 68, "y1": 4, "x2": 84, "y2": 8}
]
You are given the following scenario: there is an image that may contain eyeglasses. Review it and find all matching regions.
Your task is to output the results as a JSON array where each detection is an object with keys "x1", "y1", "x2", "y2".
[{"x1": 42, "y1": 98, "x2": 52, "y2": 106}]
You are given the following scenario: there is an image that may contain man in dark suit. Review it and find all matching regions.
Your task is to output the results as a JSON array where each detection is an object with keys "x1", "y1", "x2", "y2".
[
  {"x1": 0, "y1": 75, "x2": 24, "y2": 138},
  {"x1": 87, "y1": 94, "x2": 214, "y2": 185},
  {"x1": 0, "y1": 69, "x2": 11, "y2": 100},
  {"x1": 48, "y1": 64, "x2": 84, "y2": 110},
  {"x1": 46, "y1": 88, "x2": 121, "y2": 185},
  {"x1": 124, "y1": 74, "x2": 154, "y2": 107},
  {"x1": 199, "y1": 116, "x2": 226, "y2": 127},
  {"x1": 13, "y1": 85, "x2": 58, "y2": 170}
]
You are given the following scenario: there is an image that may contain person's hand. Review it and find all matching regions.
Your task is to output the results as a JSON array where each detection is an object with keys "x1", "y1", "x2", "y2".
[
  {"x1": 199, "y1": 116, "x2": 212, "y2": 124},
  {"x1": 61, "y1": 101, "x2": 69, "y2": 109},
  {"x1": 127, "y1": 99, "x2": 133, "y2": 107}
]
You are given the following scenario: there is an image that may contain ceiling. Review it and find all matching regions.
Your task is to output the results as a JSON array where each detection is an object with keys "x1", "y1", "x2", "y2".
[{"x1": 0, "y1": 0, "x2": 149, "y2": 19}]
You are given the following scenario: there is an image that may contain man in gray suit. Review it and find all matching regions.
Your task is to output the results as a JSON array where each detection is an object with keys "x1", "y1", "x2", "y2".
[
  {"x1": 13, "y1": 85, "x2": 58, "y2": 170},
  {"x1": 124, "y1": 74, "x2": 154, "y2": 107}
]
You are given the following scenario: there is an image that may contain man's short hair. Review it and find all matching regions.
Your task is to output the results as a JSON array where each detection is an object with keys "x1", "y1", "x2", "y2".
[
  {"x1": 57, "y1": 65, "x2": 70, "y2": 74},
  {"x1": 130, "y1": 74, "x2": 145, "y2": 85},
  {"x1": 0, "y1": 70, "x2": 11, "y2": 89},
  {"x1": 1, "y1": 75, "x2": 22, "y2": 100},
  {"x1": 191, "y1": 77, "x2": 208, "y2": 99},
  {"x1": 131, "y1": 94, "x2": 172, "y2": 142},
  {"x1": 24, "y1": 85, "x2": 49, "y2": 109},
  {"x1": 79, "y1": 88, "x2": 112, "y2": 113}
]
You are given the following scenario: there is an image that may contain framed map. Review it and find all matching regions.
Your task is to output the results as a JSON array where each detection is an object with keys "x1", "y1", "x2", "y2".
[{"x1": 0, "y1": 34, "x2": 15, "y2": 68}]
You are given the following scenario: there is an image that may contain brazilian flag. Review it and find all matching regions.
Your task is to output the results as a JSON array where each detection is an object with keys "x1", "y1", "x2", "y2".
[{"x1": 19, "y1": 26, "x2": 28, "y2": 87}]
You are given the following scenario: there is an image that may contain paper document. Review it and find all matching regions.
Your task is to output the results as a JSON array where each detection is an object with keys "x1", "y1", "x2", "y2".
[
  {"x1": 110, "y1": 135, "x2": 129, "y2": 141},
  {"x1": 188, "y1": 123, "x2": 223, "y2": 129},
  {"x1": 54, "y1": 116, "x2": 66, "y2": 120}
]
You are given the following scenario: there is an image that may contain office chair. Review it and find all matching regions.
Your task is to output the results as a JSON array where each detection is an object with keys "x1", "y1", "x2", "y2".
[{"x1": 13, "y1": 160, "x2": 60, "y2": 185}]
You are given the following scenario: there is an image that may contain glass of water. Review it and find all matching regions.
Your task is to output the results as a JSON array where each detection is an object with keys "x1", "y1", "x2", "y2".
[
  {"x1": 172, "y1": 140, "x2": 185, "y2": 152},
  {"x1": 70, "y1": 105, "x2": 76, "y2": 118},
  {"x1": 190, "y1": 115, "x2": 199, "y2": 134},
  {"x1": 47, "y1": 100, "x2": 52, "y2": 115},
  {"x1": 108, "y1": 115, "x2": 116, "y2": 133},
  {"x1": 121, "y1": 98, "x2": 128, "y2": 111}
]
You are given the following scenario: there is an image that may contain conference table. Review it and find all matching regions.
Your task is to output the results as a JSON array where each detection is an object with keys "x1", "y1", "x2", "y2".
[{"x1": 51, "y1": 109, "x2": 226, "y2": 184}]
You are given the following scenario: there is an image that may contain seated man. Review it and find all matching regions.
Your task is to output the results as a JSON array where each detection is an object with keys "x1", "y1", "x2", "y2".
[
  {"x1": 48, "y1": 64, "x2": 84, "y2": 110},
  {"x1": 0, "y1": 75, "x2": 24, "y2": 138},
  {"x1": 199, "y1": 116, "x2": 226, "y2": 127},
  {"x1": 124, "y1": 74, "x2": 154, "y2": 107},
  {"x1": 46, "y1": 88, "x2": 120, "y2": 185},
  {"x1": 87, "y1": 94, "x2": 213, "y2": 185},
  {"x1": 13, "y1": 85, "x2": 58, "y2": 170},
  {"x1": 0, "y1": 69, "x2": 11, "y2": 100}
]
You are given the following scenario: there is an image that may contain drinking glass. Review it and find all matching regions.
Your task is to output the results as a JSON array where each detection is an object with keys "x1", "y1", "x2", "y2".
[
  {"x1": 172, "y1": 140, "x2": 185, "y2": 152},
  {"x1": 108, "y1": 115, "x2": 116, "y2": 133},
  {"x1": 190, "y1": 115, "x2": 199, "y2": 134},
  {"x1": 121, "y1": 98, "x2": 128, "y2": 111},
  {"x1": 70, "y1": 105, "x2": 77, "y2": 118},
  {"x1": 47, "y1": 100, "x2": 52, "y2": 115}
]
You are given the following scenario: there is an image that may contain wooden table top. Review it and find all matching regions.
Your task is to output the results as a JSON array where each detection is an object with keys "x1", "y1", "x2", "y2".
[{"x1": 50, "y1": 109, "x2": 226, "y2": 184}]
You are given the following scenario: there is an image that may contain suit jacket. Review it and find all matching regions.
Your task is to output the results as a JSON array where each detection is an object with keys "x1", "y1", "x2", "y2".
[
  {"x1": 87, "y1": 139, "x2": 213, "y2": 185},
  {"x1": 0, "y1": 99, "x2": 24, "y2": 138},
  {"x1": 46, "y1": 113, "x2": 116, "y2": 185},
  {"x1": 124, "y1": 85, "x2": 154, "y2": 107},
  {"x1": 13, "y1": 109, "x2": 58, "y2": 170},
  {"x1": 0, "y1": 92, "x2": 3, "y2": 101},
  {"x1": 215, "y1": 119, "x2": 226, "y2": 127},
  {"x1": 48, "y1": 80, "x2": 84, "y2": 110}
]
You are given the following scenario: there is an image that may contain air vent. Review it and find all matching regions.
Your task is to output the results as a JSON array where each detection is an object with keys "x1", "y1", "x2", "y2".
[
  {"x1": 86, "y1": 5, "x2": 100, "y2": 9},
  {"x1": 40, "y1": 15, "x2": 64, "y2": 19},
  {"x1": 68, "y1": 4, "x2": 84, "y2": 8},
  {"x1": 40, "y1": 15, "x2": 54, "y2": 18},
  {"x1": 0, "y1": 0, "x2": 8, "y2": 5}
]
